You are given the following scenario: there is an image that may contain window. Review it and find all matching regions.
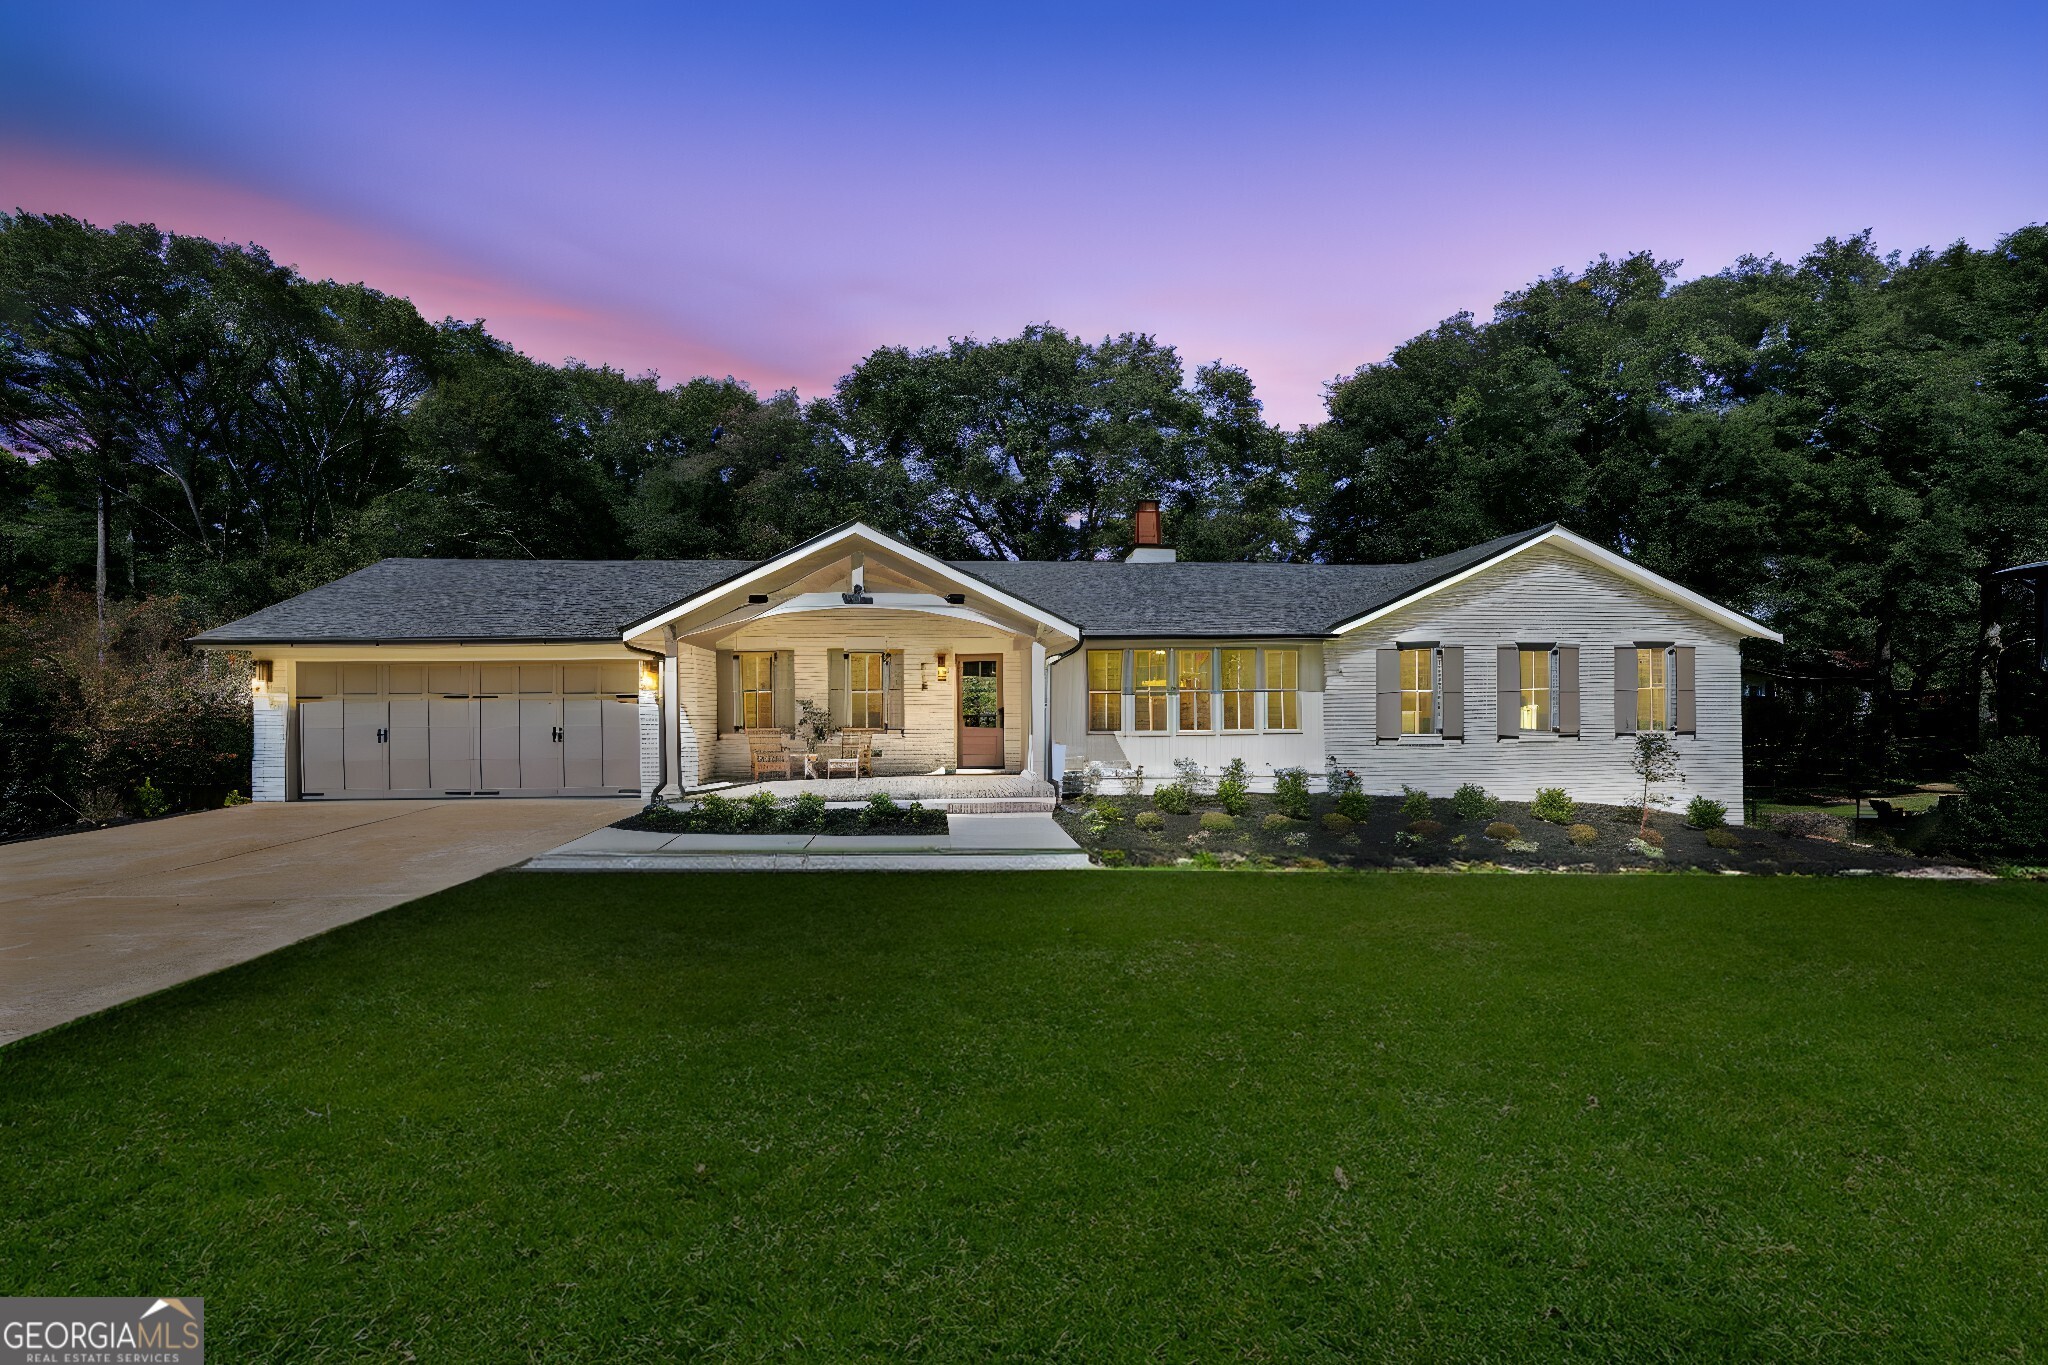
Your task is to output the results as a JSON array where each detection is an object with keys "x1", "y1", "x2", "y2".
[
  {"x1": 1265, "y1": 649, "x2": 1300, "y2": 731},
  {"x1": 1133, "y1": 649, "x2": 1168, "y2": 731},
  {"x1": 1400, "y1": 647, "x2": 1436, "y2": 735},
  {"x1": 1220, "y1": 648, "x2": 1258, "y2": 730},
  {"x1": 1176, "y1": 648, "x2": 1214, "y2": 732},
  {"x1": 847, "y1": 650, "x2": 885, "y2": 729},
  {"x1": 739, "y1": 651, "x2": 775, "y2": 729},
  {"x1": 1087, "y1": 650, "x2": 1122, "y2": 732},
  {"x1": 1518, "y1": 647, "x2": 1553, "y2": 732},
  {"x1": 1636, "y1": 647, "x2": 1670, "y2": 731}
]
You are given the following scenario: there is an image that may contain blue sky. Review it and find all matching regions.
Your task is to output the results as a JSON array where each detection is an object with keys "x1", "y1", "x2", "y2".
[{"x1": 5, "y1": 1, "x2": 2042, "y2": 423}]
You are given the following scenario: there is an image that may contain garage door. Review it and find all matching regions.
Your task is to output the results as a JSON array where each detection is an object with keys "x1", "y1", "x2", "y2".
[{"x1": 296, "y1": 662, "x2": 642, "y2": 797}]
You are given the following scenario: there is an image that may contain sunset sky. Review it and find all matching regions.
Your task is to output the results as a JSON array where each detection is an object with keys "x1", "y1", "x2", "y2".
[{"x1": 5, "y1": 1, "x2": 2043, "y2": 426}]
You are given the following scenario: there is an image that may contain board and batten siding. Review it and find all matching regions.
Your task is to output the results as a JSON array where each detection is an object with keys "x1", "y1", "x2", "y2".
[
  {"x1": 698, "y1": 611, "x2": 1026, "y2": 779},
  {"x1": 1049, "y1": 640, "x2": 1327, "y2": 791},
  {"x1": 1324, "y1": 542, "x2": 1748, "y2": 821}
]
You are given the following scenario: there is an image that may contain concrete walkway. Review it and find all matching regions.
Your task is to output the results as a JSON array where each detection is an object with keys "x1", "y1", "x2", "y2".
[
  {"x1": 525, "y1": 812, "x2": 1091, "y2": 871},
  {"x1": 0, "y1": 799, "x2": 634, "y2": 1045}
]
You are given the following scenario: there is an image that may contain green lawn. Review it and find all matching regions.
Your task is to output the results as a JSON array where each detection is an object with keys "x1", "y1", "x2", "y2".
[{"x1": 6, "y1": 873, "x2": 2047, "y2": 1360}]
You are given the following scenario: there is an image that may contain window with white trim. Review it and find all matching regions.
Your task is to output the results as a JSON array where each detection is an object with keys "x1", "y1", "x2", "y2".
[
  {"x1": 1518, "y1": 647, "x2": 1554, "y2": 733},
  {"x1": 1399, "y1": 647, "x2": 1436, "y2": 735},
  {"x1": 739, "y1": 651, "x2": 775, "y2": 729},
  {"x1": 1087, "y1": 650, "x2": 1122, "y2": 733},
  {"x1": 1636, "y1": 647, "x2": 1672, "y2": 732},
  {"x1": 1220, "y1": 648, "x2": 1257, "y2": 731},
  {"x1": 1133, "y1": 649, "x2": 1169, "y2": 731},
  {"x1": 1176, "y1": 648, "x2": 1213, "y2": 732},
  {"x1": 847, "y1": 650, "x2": 884, "y2": 729},
  {"x1": 1265, "y1": 648, "x2": 1300, "y2": 731}
]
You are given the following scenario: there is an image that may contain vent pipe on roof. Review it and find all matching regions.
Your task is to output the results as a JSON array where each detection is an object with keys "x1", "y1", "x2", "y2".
[{"x1": 1127, "y1": 499, "x2": 1176, "y2": 563}]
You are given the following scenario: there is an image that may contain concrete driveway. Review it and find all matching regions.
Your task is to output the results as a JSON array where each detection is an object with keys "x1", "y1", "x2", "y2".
[{"x1": 0, "y1": 799, "x2": 634, "y2": 1046}]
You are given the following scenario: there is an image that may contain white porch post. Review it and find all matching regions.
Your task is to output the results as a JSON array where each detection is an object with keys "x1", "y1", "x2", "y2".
[
  {"x1": 1024, "y1": 638, "x2": 1046, "y2": 779},
  {"x1": 659, "y1": 628, "x2": 683, "y2": 800}
]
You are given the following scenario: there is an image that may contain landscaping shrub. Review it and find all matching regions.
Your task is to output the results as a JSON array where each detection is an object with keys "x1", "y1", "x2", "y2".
[
  {"x1": 1566, "y1": 823, "x2": 1599, "y2": 846},
  {"x1": 1135, "y1": 810, "x2": 1165, "y2": 831},
  {"x1": 1400, "y1": 786, "x2": 1432, "y2": 820},
  {"x1": 1532, "y1": 787, "x2": 1576, "y2": 823},
  {"x1": 1483, "y1": 820, "x2": 1520, "y2": 841},
  {"x1": 1172, "y1": 756, "x2": 1213, "y2": 796},
  {"x1": 1638, "y1": 828, "x2": 1665, "y2": 848},
  {"x1": 1687, "y1": 796, "x2": 1728, "y2": 829},
  {"x1": 1450, "y1": 783, "x2": 1498, "y2": 821},
  {"x1": 1081, "y1": 806, "x2": 1114, "y2": 837},
  {"x1": 1262, "y1": 812, "x2": 1296, "y2": 831},
  {"x1": 1291, "y1": 856, "x2": 1329, "y2": 870},
  {"x1": 1097, "y1": 848, "x2": 1128, "y2": 867},
  {"x1": 1199, "y1": 812, "x2": 1236, "y2": 832},
  {"x1": 786, "y1": 790, "x2": 828, "y2": 832},
  {"x1": 1627, "y1": 836, "x2": 1666, "y2": 859},
  {"x1": 1322, "y1": 812, "x2": 1354, "y2": 832},
  {"x1": 1188, "y1": 850, "x2": 1221, "y2": 870},
  {"x1": 1502, "y1": 838, "x2": 1539, "y2": 853},
  {"x1": 1152, "y1": 782, "x2": 1192, "y2": 815},
  {"x1": 1705, "y1": 828, "x2": 1740, "y2": 849},
  {"x1": 1942, "y1": 736, "x2": 2048, "y2": 859},
  {"x1": 1772, "y1": 810, "x2": 1846, "y2": 841},
  {"x1": 861, "y1": 792, "x2": 902, "y2": 826},
  {"x1": 695, "y1": 793, "x2": 745, "y2": 833},
  {"x1": 1216, "y1": 758, "x2": 1250, "y2": 816},
  {"x1": 133, "y1": 777, "x2": 171, "y2": 819},
  {"x1": 746, "y1": 791, "x2": 782, "y2": 829},
  {"x1": 1091, "y1": 800, "x2": 1126, "y2": 824},
  {"x1": 1334, "y1": 788, "x2": 1373, "y2": 822},
  {"x1": 1407, "y1": 818, "x2": 1446, "y2": 839},
  {"x1": 1271, "y1": 767, "x2": 1312, "y2": 819}
]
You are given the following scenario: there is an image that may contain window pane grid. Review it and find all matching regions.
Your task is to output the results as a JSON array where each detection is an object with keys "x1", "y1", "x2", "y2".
[
  {"x1": 1133, "y1": 649, "x2": 1168, "y2": 731},
  {"x1": 1220, "y1": 649, "x2": 1255, "y2": 731},
  {"x1": 1265, "y1": 648, "x2": 1300, "y2": 730},
  {"x1": 849, "y1": 651, "x2": 884, "y2": 729},
  {"x1": 740, "y1": 652, "x2": 774, "y2": 729},
  {"x1": 1176, "y1": 649, "x2": 1213, "y2": 732},
  {"x1": 1518, "y1": 648, "x2": 1550, "y2": 732},
  {"x1": 1400, "y1": 648, "x2": 1434, "y2": 735},
  {"x1": 1086, "y1": 650, "x2": 1121, "y2": 732},
  {"x1": 1637, "y1": 648, "x2": 1668, "y2": 731}
]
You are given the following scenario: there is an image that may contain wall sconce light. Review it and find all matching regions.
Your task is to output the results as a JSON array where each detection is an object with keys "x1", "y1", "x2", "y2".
[
  {"x1": 250, "y1": 659, "x2": 273, "y2": 693},
  {"x1": 640, "y1": 659, "x2": 662, "y2": 691},
  {"x1": 935, "y1": 651, "x2": 949, "y2": 682}
]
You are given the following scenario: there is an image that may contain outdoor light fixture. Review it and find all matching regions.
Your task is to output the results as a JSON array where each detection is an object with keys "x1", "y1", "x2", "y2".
[
  {"x1": 250, "y1": 659, "x2": 272, "y2": 693},
  {"x1": 640, "y1": 659, "x2": 661, "y2": 690},
  {"x1": 945, "y1": 593, "x2": 967, "y2": 605},
  {"x1": 748, "y1": 593, "x2": 769, "y2": 604},
  {"x1": 936, "y1": 651, "x2": 949, "y2": 681}
]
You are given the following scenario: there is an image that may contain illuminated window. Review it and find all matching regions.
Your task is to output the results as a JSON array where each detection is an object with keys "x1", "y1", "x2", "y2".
[
  {"x1": 1636, "y1": 647, "x2": 1670, "y2": 732},
  {"x1": 1220, "y1": 648, "x2": 1257, "y2": 730},
  {"x1": 739, "y1": 652, "x2": 775, "y2": 729},
  {"x1": 1518, "y1": 648, "x2": 1553, "y2": 732},
  {"x1": 1087, "y1": 650, "x2": 1122, "y2": 732},
  {"x1": 1264, "y1": 649, "x2": 1300, "y2": 731},
  {"x1": 1400, "y1": 647, "x2": 1435, "y2": 735},
  {"x1": 847, "y1": 651, "x2": 884, "y2": 729},
  {"x1": 1133, "y1": 649, "x2": 1168, "y2": 731},
  {"x1": 1176, "y1": 648, "x2": 1213, "y2": 732}
]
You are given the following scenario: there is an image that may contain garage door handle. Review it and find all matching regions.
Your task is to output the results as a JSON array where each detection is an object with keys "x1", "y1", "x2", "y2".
[
  {"x1": 552, "y1": 726, "x2": 564, "y2": 743},
  {"x1": 377, "y1": 728, "x2": 388, "y2": 744}
]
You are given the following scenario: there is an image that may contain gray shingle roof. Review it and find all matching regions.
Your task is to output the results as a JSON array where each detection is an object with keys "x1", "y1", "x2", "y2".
[
  {"x1": 193, "y1": 527, "x2": 1551, "y2": 645},
  {"x1": 952, "y1": 527, "x2": 1547, "y2": 637},
  {"x1": 193, "y1": 558, "x2": 757, "y2": 644}
]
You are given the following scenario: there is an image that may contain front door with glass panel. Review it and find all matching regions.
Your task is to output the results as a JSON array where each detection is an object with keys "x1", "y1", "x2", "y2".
[{"x1": 957, "y1": 655, "x2": 1004, "y2": 769}]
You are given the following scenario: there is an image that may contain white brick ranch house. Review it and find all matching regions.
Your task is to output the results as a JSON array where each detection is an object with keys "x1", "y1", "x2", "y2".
[{"x1": 195, "y1": 511, "x2": 1781, "y2": 820}]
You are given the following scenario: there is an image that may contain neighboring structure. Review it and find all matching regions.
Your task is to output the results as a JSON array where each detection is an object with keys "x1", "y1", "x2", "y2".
[{"x1": 195, "y1": 506, "x2": 1782, "y2": 820}]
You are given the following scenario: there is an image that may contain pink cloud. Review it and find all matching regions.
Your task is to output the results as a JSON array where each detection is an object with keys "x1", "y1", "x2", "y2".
[{"x1": 0, "y1": 140, "x2": 797, "y2": 391}]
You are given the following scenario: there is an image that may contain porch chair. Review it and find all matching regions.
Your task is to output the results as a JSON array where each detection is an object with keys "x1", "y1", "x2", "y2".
[
  {"x1": 825, "y1": 729, "x2": 875, "y2": 780},
  {"x1": 746, "y1": 728, "x2": 794, "y2": 782}
]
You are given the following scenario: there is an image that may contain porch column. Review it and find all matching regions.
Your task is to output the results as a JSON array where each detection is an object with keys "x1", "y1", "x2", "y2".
[
  {"x1": 659, "y1": 628, "x2": 683, "y2": 800},
  {"x1": 1024, "y1": 639, "x2": 1046, "y2": 779}
]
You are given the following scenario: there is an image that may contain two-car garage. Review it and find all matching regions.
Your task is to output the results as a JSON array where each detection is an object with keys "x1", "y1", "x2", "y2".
[{"x1": 295, "y1": 661, "x2": 645, "y2": 798}]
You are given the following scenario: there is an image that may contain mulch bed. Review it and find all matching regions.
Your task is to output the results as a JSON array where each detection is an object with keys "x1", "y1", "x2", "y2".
[{"x1": 1057, "y1": 793, "x2": 1943, "y2": 874}]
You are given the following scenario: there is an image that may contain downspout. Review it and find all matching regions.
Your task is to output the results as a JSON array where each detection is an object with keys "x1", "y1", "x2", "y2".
[{"x1": 1044, "y1": 646, "x2": 1072, "y2": 792}]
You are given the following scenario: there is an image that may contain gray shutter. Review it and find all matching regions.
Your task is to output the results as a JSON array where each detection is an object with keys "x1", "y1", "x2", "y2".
[
  {"x1": 828, "y1": 651, "x2": 848, "y2": 728},
  {"x1": 1614, "y1": 646, "x2": 1637, "y2": 736},
  {"x1": 1674, "y1": 646, "x2": 1696, "y2": 734},
  {"x1": 884, "y1": 651, "x2": 905, "y2": 731},
  {"x1": 1376, "y1": 647, "x2": 1400, "y2": 741},
  {"x1": 1557, "y1": 646, "x2": 1580, "y2": 736},
  {"x1": 717, "y1": 652, "x2": 738, "y2": 733},
  {"x1": 773, "y1": 650, "x2": 795, "y2": 731},
  {"x1": 1497, "y1": 645, "x2": 1519, "y2": 739},
  {"x1": 1440, "y1": 646, "x2": 1463, "y2": 740}
]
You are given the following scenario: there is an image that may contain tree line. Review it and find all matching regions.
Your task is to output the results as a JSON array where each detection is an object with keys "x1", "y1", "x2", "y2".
[{"x1": 2, "y1": 211, "x2": 2044, "y2": 830}]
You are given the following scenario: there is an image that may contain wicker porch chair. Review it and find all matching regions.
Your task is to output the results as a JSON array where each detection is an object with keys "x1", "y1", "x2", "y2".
[{"x1": 746, "y1": 728, "x2": 794, "y2": 781}]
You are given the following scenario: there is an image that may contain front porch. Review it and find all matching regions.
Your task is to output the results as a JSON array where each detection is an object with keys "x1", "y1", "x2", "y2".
[{"x1": 691, "y1": 770, "x2": 1056, "y2": 812}]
